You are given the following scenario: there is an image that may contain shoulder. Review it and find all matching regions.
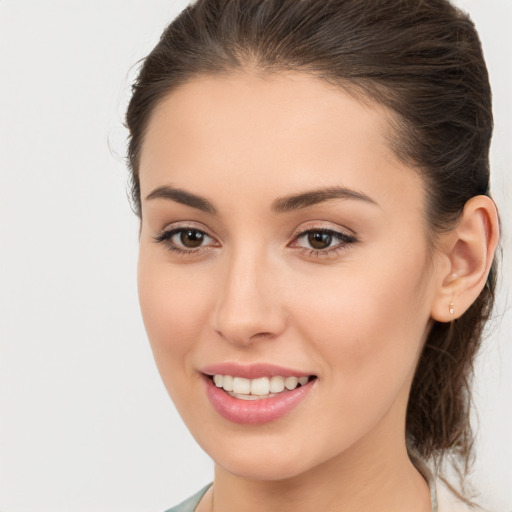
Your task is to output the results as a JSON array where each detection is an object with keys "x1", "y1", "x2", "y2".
[{"x1": 163, "y1": 484, "x2": 212, "y2": 512}]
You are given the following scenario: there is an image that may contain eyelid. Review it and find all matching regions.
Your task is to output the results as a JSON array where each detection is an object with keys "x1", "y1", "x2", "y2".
[
  {"x1": 290, "y1": 220, "x2": 356, "y2": 240},
  {"x1": 159, "y1": 220, "x2": 214, "y2": 234}
]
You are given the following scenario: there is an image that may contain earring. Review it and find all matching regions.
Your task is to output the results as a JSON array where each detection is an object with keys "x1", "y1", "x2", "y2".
[{"x1": 449, "y1": 302, "x2": 455, "y2": 316}]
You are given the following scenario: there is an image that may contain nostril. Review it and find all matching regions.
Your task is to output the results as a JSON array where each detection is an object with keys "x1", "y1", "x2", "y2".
[
  {"x1": 214, "y1": 328, "x2": 277, "y2": 346},
  {"x1": 250, "y1": 331, "x2": 275, "y2": 340}
]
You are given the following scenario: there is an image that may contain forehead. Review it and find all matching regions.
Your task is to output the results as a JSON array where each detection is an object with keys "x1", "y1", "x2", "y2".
[{"x1": 139, "y1": 71, "x2": 424, "y2": 213}]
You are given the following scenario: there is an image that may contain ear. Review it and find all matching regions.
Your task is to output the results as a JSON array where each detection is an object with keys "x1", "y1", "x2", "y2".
[{"x1": 430, "y1": 195, "x2": 499, "y2": 322}]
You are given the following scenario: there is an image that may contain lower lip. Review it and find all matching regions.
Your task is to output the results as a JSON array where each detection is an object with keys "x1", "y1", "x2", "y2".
[{"x1": 203, "y1": 375, "x2": 315, "y2": 425}]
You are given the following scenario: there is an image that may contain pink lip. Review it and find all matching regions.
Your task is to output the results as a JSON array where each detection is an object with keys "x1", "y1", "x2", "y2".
[
  {"x1": 200, "y1": 362, "x2": 313, "y2": 379},
  {"x1": 202, "y1": 374, "x2": 316, "y2": 425}
]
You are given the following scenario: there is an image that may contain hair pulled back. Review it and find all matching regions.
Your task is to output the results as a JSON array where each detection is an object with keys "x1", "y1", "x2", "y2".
[{"x1": 126, "y1": 0, "x2": 496, "y2": 484}]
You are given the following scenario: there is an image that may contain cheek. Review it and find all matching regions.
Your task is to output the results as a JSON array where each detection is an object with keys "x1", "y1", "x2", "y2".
[
  {"x1": 137, "y1": 251, "x2": 212, "y2": 383},
  {"x1": 292, "y1": 246, "x2": 431, "y2": 400}
]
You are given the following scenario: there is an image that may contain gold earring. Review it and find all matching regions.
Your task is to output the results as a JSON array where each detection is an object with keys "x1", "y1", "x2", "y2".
[{"x1": 449, "y1": 302, "x2": 455, "y2": 316}]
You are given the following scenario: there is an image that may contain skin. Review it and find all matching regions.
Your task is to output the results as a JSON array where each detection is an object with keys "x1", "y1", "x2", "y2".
[{"x1": 136, "y1": 72, "x2": 498, "y2": 512}]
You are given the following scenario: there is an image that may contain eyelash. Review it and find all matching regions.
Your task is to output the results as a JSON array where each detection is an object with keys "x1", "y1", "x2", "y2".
[
  {"x1": 153, "y1": 226, "x2": 358, "y2": 258},
  {"x1": 152, "y1": 226, "x2": 217, "y2": 255},
  {"x1": 291, "y1": 228, "x2": 358, "y2": 258}
]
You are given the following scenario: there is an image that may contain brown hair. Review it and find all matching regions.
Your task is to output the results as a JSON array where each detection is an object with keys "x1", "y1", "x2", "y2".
[{"x1": 126, "y1": 0, "x2": 497, "y2": 496}]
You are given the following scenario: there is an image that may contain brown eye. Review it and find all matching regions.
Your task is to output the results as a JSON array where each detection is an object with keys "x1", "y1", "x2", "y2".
[
  {"x1": 153, "y1": 227, "x2": 216, "y2": 253},
  {"x1": 290, "y1": 227, "x2": 357, "y2": 256},
  {"x1": 307, "y1": 231, "x2": 332, "y2": 250},
  {"x1": 180, "y1": 229, "x2": 205, "y2": 248}
]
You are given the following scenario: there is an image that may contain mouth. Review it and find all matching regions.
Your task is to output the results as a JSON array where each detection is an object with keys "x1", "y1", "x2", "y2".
[
  {"x1": 201, "y1": 365, "x2": 317, "y2": 424},
  {"x1": 207, "y1": 374, "x2": 317, "y2": 400}
]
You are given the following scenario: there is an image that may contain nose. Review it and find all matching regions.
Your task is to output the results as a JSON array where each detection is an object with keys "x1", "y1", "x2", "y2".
[{"x1": 211, "y1": 248, "x2": 287, "y2": 347}]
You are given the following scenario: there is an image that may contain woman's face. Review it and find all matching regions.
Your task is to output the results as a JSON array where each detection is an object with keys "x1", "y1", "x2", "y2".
[{"x1": 137, "y1": 72, "x2": 443, "y2": 480}]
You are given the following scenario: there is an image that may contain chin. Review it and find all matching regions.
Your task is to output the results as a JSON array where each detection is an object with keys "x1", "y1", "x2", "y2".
[
  {"x1": 199, "y1": 432, "x2": 332, "y2": 482},
  {"x1": 217, "y1": 454, "x2": 312, "y2": 482}
]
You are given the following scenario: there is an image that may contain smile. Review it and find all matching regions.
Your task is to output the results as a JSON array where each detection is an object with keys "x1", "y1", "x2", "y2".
[
  {"x1": 202, "y1": 366, "x2": 317, "y2": 424},
  {"x1": 211, "y1": 374, "x2": 312, "y2": 400}
]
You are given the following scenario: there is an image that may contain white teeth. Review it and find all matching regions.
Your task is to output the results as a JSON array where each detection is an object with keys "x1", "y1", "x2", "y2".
[
  {"x1": 251, "y1": 377, "x2": 270, "y2": 396},
  {"x1": 298, "y1": 376, "x2": 308, "y2": 386},
  {"x1": 222, "y1": 375, "x2": 233, "y2": 391},
  {"x1": 232, "y1": 377, "x2": 251, "y2": 394},
  {"x1": 269, "y1": 375, "x2": 285, "y2": 393},
  {"x1": 284, "y1": 376, "x2": 299, "y2": 390},
  {"x1": 232, "y1": 393, "x2": 268, "y2": 400},
  {"x1": 212, "y1": 374, "x2": 312, "y2": 398}
]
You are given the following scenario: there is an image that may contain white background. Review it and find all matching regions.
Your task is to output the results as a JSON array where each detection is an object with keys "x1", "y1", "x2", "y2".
[{"x1": 0, "y1": 1, "x2": 510, "y2": 511}]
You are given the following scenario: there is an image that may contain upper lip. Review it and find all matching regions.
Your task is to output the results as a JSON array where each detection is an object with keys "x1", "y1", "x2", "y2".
[{"x1": 201, "y1": 362, "x2": 315, "y2": 380}]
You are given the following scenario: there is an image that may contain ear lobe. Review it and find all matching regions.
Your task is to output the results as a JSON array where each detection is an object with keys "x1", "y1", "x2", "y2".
[{"x1": 431, "y1": 195, "x2": 499, "y2": 322}]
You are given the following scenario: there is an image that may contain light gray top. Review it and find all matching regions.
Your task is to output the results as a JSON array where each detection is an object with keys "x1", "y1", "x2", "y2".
[{"x1": 165, "y1": 484, "x2": 211, "y2": 512}]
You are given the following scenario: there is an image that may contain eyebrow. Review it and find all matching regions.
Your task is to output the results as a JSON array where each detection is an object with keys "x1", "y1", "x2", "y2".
[
  {"x1": 145, "y1": 184, "x2": 378, "y2": 214},
  {"x1": 271, "y1": 186, "x2": 379, "y2": 213},
  {"x1": 145, "y1": 186, "x2": 217, "y2": 214}
]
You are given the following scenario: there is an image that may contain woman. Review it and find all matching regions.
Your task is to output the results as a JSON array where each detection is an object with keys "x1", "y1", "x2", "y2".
[{"x1": 125, "y1": 1, "x2": 500, "y2": 510}]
